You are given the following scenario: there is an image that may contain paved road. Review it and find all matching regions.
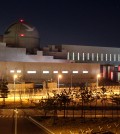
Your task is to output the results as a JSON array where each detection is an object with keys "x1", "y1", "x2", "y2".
[
  {"x1": 0, "y1": 107, "x2": 119, "y2": 134},
  {"x1": 0, "y1": 117, "x2": 49, "y2": 134},
  {"x1": 17, "y1": 117, "x2": 48, "y2": 134},
  {"x1": 0, "y1": 109, "x2": 52, "y2": 134}
]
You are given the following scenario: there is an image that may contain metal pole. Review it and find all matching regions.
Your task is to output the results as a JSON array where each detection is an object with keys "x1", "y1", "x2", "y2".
[
  {"x1": 58, "y1": 76, "x2": 59, "y2": 92},
  {"x1": 33, "y1": 88, "x2": 35, "y2": 101},
  {"x1": 71, "y1": 75, "x2": 72, "y2": 89},
  {"x1": 58, "y1": 75, "x2": 62, "y2": 93},
  {"x1": 13, "y1": 74, "x2": 17, "y2": 134},
  {"x1": 14, "y1": 77, "x2": 15, "y2": 108},
  {"x1": 97, "y1": 77, "x2": 98, "y2": 88}
]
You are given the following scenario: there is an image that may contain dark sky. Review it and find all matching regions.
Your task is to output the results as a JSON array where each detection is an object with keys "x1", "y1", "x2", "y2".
[{"x1": 1, "y1": 0, "x2": 120, "y2": 47}]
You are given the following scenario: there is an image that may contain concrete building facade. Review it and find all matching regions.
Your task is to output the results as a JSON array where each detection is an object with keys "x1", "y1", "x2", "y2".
[{"x1": 0, "y1": 19, "x2": 120, "y2": 87}]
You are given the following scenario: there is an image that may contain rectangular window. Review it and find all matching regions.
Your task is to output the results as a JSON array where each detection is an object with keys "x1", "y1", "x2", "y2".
[
  {"x1": 83, "y1": 71, "x2": 88, "y2": 74},
  {"x1": 111, "y1": 72, "x2": 113, "y2": 80},
  {"x1": 72, "y1": 71, "x2": 78, "y2": 74},
  {"x1": 92, "y1": 53, "x2": 94, "y2": 61},
  {"x1": 106, "y1": 54, "x2": 107, "y2": 61},
  {"x1": 87, "y1": 53, "x2": 89, "y2": 60},
  {"x1": 67, "y1": 52, "x2": 69, "y2": 60},
  {"x1": 53, "y1": 71, "x2": 58, "y2": 74},
  {"x1": 72, "y1": 52, "x2": 74, "y2": 60},
  {"x1": 118, "y1": 54, "x2": 120, "y2": 61},
  {"x1": 101, "y1": 53, "x2": 103, "y2": 61},
  {"x1": 10, "y1": 70, "x2": 14, "y2": 73},
  {"x1": 62, "y1": 71, "x2": 68, "y2": 74},
  {"x1": 118, "y1": 66, "x2": 120, "y2": 71},
  {"x1": 27, "y1": 71, "x2": 36, "y2": 74},
  {"x1": 77, "y1": 52, "x2": 80, "y2": 60},
  {"x1": 83, "y1": 53, "x2": 85, "y2": 61},
  {"x1": 114, "y1": 54, "x2": 116, "y2": 61},
  {"x1": 10, "y1": 70, "x2": 21, "y2": 73},
  {"x1": 17, "y1": 70, "x2": 21, "y2": 73},
  {"x1": 110, "y1": 54, "x2": 111, "y2": 61},
  {"x1": 43, "y1": 71, "x2": 49, "y2": 74},
  {"x1": 97, "y1": 53, "x2": 98, "y2": 61}
]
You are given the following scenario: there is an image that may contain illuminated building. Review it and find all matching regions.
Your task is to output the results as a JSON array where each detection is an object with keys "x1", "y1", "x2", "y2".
[{"x1": 0, "y1": 19, "x2": 120, "y2": 86}]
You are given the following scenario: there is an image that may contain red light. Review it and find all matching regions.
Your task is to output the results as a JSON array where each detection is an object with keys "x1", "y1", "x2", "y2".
[
  {"x1": 20, "y1": 19, "x2": 24, "y2": 23},
  {"x1": 20, "y1": 34, "x2": 25, "y2": 37}
]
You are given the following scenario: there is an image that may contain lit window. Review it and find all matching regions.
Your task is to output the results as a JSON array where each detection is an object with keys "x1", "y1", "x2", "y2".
[
  {"x1": 101, "y1": 53, "x2": 103, "y2": 61},
  {"x1": 111, "y1": 72, "x2": 113, "y2": 80},
  {"x1": 10, "y1": 70, "x2": 14, "y2": 73},
  {"x1": 87, "y1": 53, "x2": 90, "y2": 60},
  {"x1": 72, "y1": 71, "x2": 78, "y2": 74},
  {"x1": 106, "y1": 54, "x2": 107, "y2": 61},
  {"x1": 72, "y1": 52, "x2": 74, "y2": 60},
  {"x1": 17, "y1": 70, "x2": 21, "y2": 73},
  {"x1": 114, "y1": 54, "x2": 116, "y2": 61},
  {"x1": 53, "y1": 71, "x2": 58, "y2": 74},
  {"x1": 43, "y1": 71, "x2": 49, "y2": 74},
  {"x1": 118, "y1": 66, "x2": 120, "y2": 71},
  {"x1": 97, "y1": 53, "x2": 98, "y2": 61},
  {"x1": 92, "y1": 53, "x2": 94, "y2": 61},
  {"x1": 83, "y1": 71, "x2": 88, "y2": 74},
  {"x1": 27, "y1": 71, "x2": 36, "y2": 74},
  {"x1": 118, "y1": 54, "x2": 120, "y2": 61},
  {"x1": 83, "y1": 53, "x2": 85, "y2": 61},
  {"x1": 110, "y1": 54, "x2": 111, "y2": 61},
  {"x1": 77, "y1": 52, "x2": 80, "y2": 60},
  {"x1": 67, "y1": 52, "x2": 70, "y2": 60},
  {"x1": 62, "y1": 71, "x2": 68, "y2": 74}
]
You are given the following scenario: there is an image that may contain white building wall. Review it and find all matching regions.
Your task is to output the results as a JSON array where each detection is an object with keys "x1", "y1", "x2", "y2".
[
  {"x1": 63, "y1": 45, "x2": 120, "y2": 64},
  {"x1": 0, "y1": 43, "x2": 67, "y2": 63}
]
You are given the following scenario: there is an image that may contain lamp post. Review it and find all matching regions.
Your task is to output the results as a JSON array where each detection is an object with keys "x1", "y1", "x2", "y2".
[
  {"x1": 58, "y1": 74, "x2": 62, "y2": 93},
  {"x1": 96, "y1": 74, "x2": 100, "y2": 88},
  {"x1": 14, "y1": 74, "x2": 17, "y2": 108},
  {"x1": 71, "y1": 75, "x2": 73, "y2": 90},
  {"x1": 13, "y1": 74, "x2": 18, "y2": 134}
]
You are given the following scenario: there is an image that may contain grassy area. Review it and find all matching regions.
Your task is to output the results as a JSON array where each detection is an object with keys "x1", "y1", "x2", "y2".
[{"x1": 34, "y1": 116, "x2": 120, "y2": 134}]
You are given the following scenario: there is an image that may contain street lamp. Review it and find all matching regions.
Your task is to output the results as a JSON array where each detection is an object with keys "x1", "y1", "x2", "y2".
[
  {"x1": 58, "y1": 74, "x2": 62, "y2": 92},
  {"x1": 13, "y1": 74, "x2": 18, "y2": 134},
  {"x1": 14, "y1": 74, "x2": 17, "y2": 108},
  {"x1": 71, "y1": 75, "x2": 73, "y2": 90},
  {"x1": 96, "y1": 74, "x2": 100, "y2": 88}
]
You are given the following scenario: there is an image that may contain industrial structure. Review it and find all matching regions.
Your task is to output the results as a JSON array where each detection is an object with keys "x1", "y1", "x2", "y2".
[{"x1": 0, "y1": 19, "x2": 120, "y2": 87}]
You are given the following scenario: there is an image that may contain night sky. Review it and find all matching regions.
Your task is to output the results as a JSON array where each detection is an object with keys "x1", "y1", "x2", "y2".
[{"x1": 0, "y1": 0, "x2": 120, "y2": 47}]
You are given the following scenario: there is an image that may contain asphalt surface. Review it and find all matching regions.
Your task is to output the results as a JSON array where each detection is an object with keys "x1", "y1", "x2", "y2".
[
  {"x1": 0, "y1": 109, "x2": 51, "y2": 134},
  {"x1": 0, "y1": 105, "x2": 119, "y2": 134}
]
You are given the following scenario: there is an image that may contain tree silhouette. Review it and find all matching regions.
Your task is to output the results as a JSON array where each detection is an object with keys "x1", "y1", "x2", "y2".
[
  {"x1": 101, "y1": 86, "x2": 106, "y2": 94},
  {"x1": 0, "y1": 79, "x2": 9, "y2": 105},
  {"x1": 100, "y1": 86, "x2": 107, "y2": 118},
  {"x1": 57, "y1": 93, "x2": 71, "y2": 118}
]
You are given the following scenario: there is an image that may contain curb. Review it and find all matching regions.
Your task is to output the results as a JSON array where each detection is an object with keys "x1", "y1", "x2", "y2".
[{"x1": 28, "y1": 116, "x2": 55, "y2": 134}]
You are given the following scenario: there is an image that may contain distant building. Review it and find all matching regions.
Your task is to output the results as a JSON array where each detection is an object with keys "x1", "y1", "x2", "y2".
[{"x1": 0, "y1": 19, "x2": 120, "y2": 87}]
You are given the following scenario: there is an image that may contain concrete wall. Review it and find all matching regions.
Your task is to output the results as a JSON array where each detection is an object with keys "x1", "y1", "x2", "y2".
[
  {"x1": 63, "y1": 45, "x2": 120, "y2": 64},
  {"x1": 0, "y1": 61, "x2": 100, "y2": 84},
  {"x1": 8, "y1": 83, "x2": 34, "y2": 90},
  {"x1": 0, "y1": 43, "x2": 67, "y2": 63}
]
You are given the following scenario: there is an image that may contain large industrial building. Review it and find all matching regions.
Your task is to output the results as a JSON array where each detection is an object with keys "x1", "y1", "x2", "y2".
[{"x1": 0, "y1": 19, "x2": 120, "y2": 87}]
